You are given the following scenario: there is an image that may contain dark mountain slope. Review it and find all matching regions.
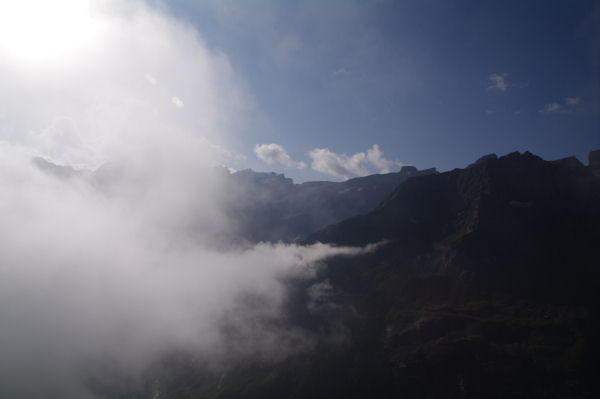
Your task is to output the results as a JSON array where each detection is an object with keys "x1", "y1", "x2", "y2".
[
  {"x1": 184, "y1": 150, "x2": 600, "y2": 399},
  {"x1": 311, "y1": 150, "x2": 600, "y2": 301},
  {"x1": 294, "y1": 150, "x2": 600, "y2": 397},
  {"x1": 88, "y1": 150, "x2": 600, "y2": 398}
]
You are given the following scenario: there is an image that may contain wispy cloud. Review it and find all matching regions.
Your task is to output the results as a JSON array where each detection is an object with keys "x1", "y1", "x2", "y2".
[
  {"x1": 309, "y1": 144, "x2": 401, "y2": 179},
  {"x1": 487, "y1": 73, "x2": 508, "y2": 91},
  {"x1": 366, "y1": 144, "x2": 398, "y2": 173},
  {"x1": 144, "y1": 73, "x2": 157, "y2": 85},
  {"x1": 0, "y1": 2, "x2": 316, "y2": 396},
  {"x1": 254, "y1": 143, "x2": 306, "y2": 169},
  {"x1": 539, "y1": 97, "x2": 581, "y2": 113},
  {"x1": 539, "y1": 102, "x2": 565, "y2": 113},
  {"x1": 332, "y1": 67, "x2": 348, "y2": 77},
  {"x1": 171, "y1": 96, "x2": 184, "y2": 108}
]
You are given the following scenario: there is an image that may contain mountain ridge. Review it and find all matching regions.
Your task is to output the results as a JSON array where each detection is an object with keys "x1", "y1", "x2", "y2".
[
  {"x1": 222, "y1": 165, "x2": 438, "y2": 242},
  {"x1": 83, "y1": 148, "x2": 600, "y2": 398}
]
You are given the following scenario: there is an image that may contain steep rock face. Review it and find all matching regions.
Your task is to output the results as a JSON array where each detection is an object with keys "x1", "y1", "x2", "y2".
[
  {"x1": 298, "y1": 151, "x2": 600, "y2": 397},
  {"x1": 312, "y1": 151, "x2": 600, "y2": 301}
]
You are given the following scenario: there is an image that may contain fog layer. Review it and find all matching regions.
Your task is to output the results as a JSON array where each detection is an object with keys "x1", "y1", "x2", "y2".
[{"x1": 0, "y1": 2, "x2": 374, "y2": 397}]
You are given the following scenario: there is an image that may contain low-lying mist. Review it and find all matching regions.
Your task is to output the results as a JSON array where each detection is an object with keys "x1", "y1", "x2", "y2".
[
  {"x1": 0, "y1": 2, "x2": 377, "y2": 397},
  {"x1": 1, "y1": 136, "x2": 377, "y2": 399}
]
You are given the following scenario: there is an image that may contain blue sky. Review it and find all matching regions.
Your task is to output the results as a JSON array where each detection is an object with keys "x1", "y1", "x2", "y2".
[
  {"x1": 159, "y1": 0, "x2": 599, "y2": 181},
  {"x1": 0, "y1": 0, "x2": 597, "y2": 182}
]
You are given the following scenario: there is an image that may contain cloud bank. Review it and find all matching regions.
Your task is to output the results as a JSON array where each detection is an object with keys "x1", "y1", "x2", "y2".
[
  {"x1": 0, "y1": 150, "x2": 371, "y2": 396},
  {"x1": 539, "y1": 97, "x2": 581, "y2": 113},
  {"x1": 0, "y1": 2, "x2": 377, "y2": 397}
]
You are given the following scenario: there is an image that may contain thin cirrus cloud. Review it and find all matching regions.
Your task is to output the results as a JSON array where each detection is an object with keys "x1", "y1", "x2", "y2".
[
  {"x1": 309, "y1": 144, "x2": 402, "y2": 179},
  {"x1": 144, "y1": 73, "x2": 157, "y2": 85},
  {"x1": 487, "y1": 73, "x2": 508, "y2": 91},
  {"x1": 332, "y1": 67, "x2": 348, "y2": 77},
  {"x1": 172, "y1": 96, "x2": 184, "y2": 108},
  {"x1": 254, "y1": 143, "x2": 307, "y2": 169},
  {"x1": 539, "y1": 97, "x2": 581, "y2": 113}
]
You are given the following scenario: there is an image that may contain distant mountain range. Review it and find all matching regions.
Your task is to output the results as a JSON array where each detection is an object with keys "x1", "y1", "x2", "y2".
[
  {"x1": 34, "y1": 150, "x2": 600, "y2": 398},
  {"x1": 33, "y1": 156, "x2": 436, "y2": 243},
  {"x1": 222, "y1": 165, "x2": 436, "y2": 242}
]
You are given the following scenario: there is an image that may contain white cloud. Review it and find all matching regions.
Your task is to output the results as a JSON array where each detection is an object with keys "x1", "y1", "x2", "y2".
[
  {"x1": 539, "y1": 97, "x2": 581, "y2": 114},
  {"x1": 332, "y1": 67, "x2": 348, "y2": 77},
  {"x1": 0, "y1": 1, "x2": 249, "y2": 169},
  {"x1": 366, "y1": 144, "x2": 398, "y2": 173},
  {"x1": 488, "y1": 73, "x2": 508, "y2": 91},
  {"x1": 254, "y1": 143, "x2": 306, "y2": 169},
  {"x1": 539, "y1": 102, "x2": 564, "y2": 113},
  {"x1": 210, "y1": 139, "x2": 247, "y2": 161},
  {"x1": 172, "y1": 95, "x2": 184, "y2": 108},
  {"x1": 0, "y1": 3, "x2": 401, "y2": 395},
  {"x1": 0, "y1": 148, "x2": 378, "y2": 395},
  {"x1": 309, "y1": 148, "x2": 368, "y2": 178},
  {"x1": 0, "y1": 2, "x2": 367, "y2": 396},
  {"x1": 309, "y1": 144, "x2": 401, "y2": 179},
  {"x1": 144, "y1": 73, "x2": 157, "y2": 85}
]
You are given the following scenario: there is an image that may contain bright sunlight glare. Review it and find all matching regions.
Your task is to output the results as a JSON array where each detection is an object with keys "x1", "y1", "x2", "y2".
[{"x1": 0, "y1": 0, "x2": 101, "y2": 61}]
